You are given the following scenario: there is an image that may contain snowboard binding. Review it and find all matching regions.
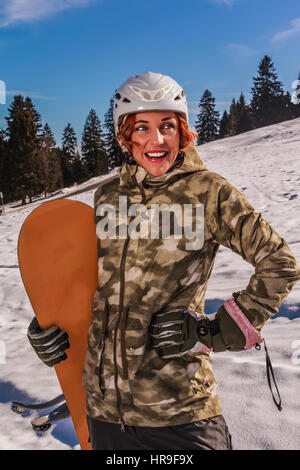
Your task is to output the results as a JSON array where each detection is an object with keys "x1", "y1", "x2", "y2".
[{"x1": 11, "y1": 394, "x2": 70, "y2": 432}]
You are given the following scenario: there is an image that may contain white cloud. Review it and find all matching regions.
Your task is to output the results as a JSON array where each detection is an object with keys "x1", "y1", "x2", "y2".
[
  {"x1": 272, "y1": 17, "x2": 300, "y2": 42},
  {"x1": 0, "y1": 0, "x2": 98, "y2": 28},
  {"x1": 222, "y1": 43, "x2": 259, "y2": 60},
  {"x1": 6, "y1": 90, "x2": 58, "y2": 100}
]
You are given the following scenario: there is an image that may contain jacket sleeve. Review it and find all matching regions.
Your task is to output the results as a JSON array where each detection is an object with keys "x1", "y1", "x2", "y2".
[{"x1": 209, "y1": 179, "x2": 300, "y2": 334}]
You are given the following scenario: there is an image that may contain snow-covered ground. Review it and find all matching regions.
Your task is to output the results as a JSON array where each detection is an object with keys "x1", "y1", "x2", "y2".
[{"x1": 0, "y1": 118, "x2": 299, "y2": 450}]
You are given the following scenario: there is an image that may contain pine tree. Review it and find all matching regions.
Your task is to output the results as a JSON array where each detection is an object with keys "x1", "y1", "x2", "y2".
[
  {"x1": 0, "y1": 129, "x2": 8, "y2": 204},
  {"x1": 62, "y1": 123, "x2": 77, "y2": 161},
  {"x1": 71, "y1": 151, "x2": 90, "y2": 184},
  {"x1": 195, "y1": 90, "x2": 220, "y2": 144},
  {"x1": 60, "y1": 123, "x2": 77, "y2": 186},
  {"x1": 219, "y1": 110, "x2": 230, "y2": 138},
  {"x1": 61, "y1": 123, "x2": 89, "y2": 186},
  {"x1": 104, "y1": 97, "x2": 126, "y2": 169},
  {"x1": 24, "y1": 97, "x2": 43, "y2": 138},
  {"x1": 281, "y1": 91, "x2": 295, "y2": 121},
  {"x1": 42, "y1": 122, "x2": 56, "y2": 151},
  {"x1": 228, "y1": 98, "x2": 238, "y2": 136},
  {"x1": 5, "y1": 95, "x2": 42, "y2": 203},
  {"x1": 40, "y1": 123, "x2": 63, "y2": 195},
  {"x1": 250, "y1": 55, "x2": 287, "y2": 127},
  {"x1": 81, "y1": 109, "x2": 108, "y2": 177},
  {"x1": 235, "y1": 93, "x2": 253, "y2": 134}
]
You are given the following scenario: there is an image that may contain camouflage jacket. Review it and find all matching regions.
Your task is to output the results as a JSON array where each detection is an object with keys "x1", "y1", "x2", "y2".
[{"x1": 82, "y1": 143, "x2": 300, "y2": 427}]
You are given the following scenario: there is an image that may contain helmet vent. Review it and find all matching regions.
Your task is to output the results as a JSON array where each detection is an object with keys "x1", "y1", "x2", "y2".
[
  {"x1": 115, "y1": 93, "x2": 121, "y2": 100},
  {"x1": 142, "y1": 91, "x2": 151, "y2": 100},
  {"x1": 122, "y1": 97, "x2": 131, "y2": 103},
  {"x1": 129, "y1": 84, "x2": 172, "y2": 102},
  {"x1": 174, "y1": 94, "x2": 181, "y2": 101},
  {"x1": 154, "y1": 90, "x2": 163, "y2": 100}
]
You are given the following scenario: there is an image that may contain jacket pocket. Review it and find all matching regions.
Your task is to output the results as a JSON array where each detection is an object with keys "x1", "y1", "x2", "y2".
[
  {"x1": 121, "y1": 304, "x2": 154, "y2": 380},
  {"x1": 123, "y1": 305, "x2": 194, "y2": 407},
  {"x1": 82, "y1": 295, "x2": 107, "y2": 396}
]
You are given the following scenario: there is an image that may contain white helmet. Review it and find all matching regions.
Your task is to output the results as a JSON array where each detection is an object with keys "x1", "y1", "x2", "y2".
[{"x1": 113, "y1": 71, "x2": 188, "y2": 138}]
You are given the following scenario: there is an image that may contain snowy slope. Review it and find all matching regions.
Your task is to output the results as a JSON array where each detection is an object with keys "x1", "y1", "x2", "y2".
[{"x1": 0, "y1": 118, "x2": 299, "y2": 450}]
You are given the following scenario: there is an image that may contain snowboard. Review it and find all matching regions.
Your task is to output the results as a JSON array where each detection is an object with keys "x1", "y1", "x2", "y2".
[{"x1": 18, "y1": 199, "x2": 98, "y2": 450}]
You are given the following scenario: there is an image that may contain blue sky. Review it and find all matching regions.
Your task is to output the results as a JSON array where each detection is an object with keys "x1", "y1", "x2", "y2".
[{"x1": 0, "y1": 0, "x2": 299, "y2": 146}]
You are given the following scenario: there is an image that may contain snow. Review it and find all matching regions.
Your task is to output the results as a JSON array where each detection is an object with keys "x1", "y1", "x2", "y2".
[{"x1": 0, "y1": 118, "x2": 299, "y2": 450}]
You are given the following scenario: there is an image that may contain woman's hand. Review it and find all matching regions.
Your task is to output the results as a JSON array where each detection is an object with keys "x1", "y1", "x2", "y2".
[
  {"x1": 27, "y1": 317, "x2": 70, "y2": 367},
  {"x1": 149, "y1": 301, "x2": 263, "y2": 359},
  {"x1": 149, "y1": 310, "x2": 214, "y2": 359}
]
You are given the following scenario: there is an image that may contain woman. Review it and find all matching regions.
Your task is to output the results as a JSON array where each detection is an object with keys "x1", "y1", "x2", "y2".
[{"x1": 28, "y1": 72, "x2": 300, "y2": 450}]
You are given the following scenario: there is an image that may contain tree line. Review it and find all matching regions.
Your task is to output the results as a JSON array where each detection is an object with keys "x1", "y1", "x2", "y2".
[
  {"x1": 0, "y1": 96, "x2": 126, "y2": 204},
  {"x1": 195, "y1": 55, "x2": 300, "y2": 144},
  {"x1": 0, "y1": 54, "x2": 299, "y2": 204}
]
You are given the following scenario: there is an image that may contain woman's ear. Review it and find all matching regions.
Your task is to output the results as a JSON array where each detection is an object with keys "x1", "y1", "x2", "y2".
[
  {"x1": 117, "y1": 133, "x2": 131, "y2": 154},
  {"x1": 179, "y1": 134, "x2": 189, "y2": 151},
  {"x1": 179, "y1": 134, "x2": 185, "y2": 151}
]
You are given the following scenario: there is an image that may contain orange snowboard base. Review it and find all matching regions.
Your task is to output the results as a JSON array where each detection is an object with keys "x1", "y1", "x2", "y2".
[{"x1": 18, "y1": 199, "x2": 98, "y2": 450}]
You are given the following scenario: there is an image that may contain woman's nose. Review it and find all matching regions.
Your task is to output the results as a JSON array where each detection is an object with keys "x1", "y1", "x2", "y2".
[{"x1": 149, "y1": 128, "x2": 164, "y2": 145}]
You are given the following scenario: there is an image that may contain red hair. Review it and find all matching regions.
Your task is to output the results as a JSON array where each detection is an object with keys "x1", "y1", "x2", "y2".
[{"x1": 117, "y1": 112, "x2": 197, "y2": 153}]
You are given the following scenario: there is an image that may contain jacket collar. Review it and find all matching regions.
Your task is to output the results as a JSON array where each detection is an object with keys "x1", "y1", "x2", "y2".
[{"x1": 119, "y1": 143, "x2": 207, "y2": 190}]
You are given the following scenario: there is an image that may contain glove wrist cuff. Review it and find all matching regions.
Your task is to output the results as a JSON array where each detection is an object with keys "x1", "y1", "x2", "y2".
[{"x1": 224, "y1": 298, "x2": 263, "y2": 349}]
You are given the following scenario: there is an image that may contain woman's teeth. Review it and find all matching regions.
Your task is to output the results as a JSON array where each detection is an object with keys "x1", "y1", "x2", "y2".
[{"x1": 145, "y1": 152, "x2": 168, "y2": 158}]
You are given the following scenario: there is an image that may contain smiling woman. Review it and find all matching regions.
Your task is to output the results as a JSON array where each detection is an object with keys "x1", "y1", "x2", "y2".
[
  {"x1": 79, "y1": 71, "x2": 300, "y2": 450},
  {"x1": 26, "y1": 71, "x2": 300, "y2": 451},
  {"x1": 117, "y1": 111, "x2": 197, "y2": 176}
]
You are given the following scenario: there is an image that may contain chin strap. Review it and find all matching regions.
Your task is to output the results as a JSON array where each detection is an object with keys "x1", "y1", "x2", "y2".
[{"x1": 232, "y1": 292, "x2": 282, "y2": 411}]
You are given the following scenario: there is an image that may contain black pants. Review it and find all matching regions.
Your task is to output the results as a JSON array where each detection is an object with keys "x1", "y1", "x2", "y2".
[{"x1": 87, "y1": 415, "x2": 233, "y2": 450}]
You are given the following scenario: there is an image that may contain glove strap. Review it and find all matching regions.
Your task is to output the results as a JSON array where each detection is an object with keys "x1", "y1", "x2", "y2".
[
  {"x1": 263, "y1": 339, "x2": 282, "y2": 411},
  {"x1": 226, "y1": 297, "x2": 282, "y2": 410}
]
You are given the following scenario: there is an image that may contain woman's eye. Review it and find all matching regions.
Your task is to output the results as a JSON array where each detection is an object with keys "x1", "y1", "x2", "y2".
[{"x1": 134, "y1": 123, "x2": 175, "y2": 132}]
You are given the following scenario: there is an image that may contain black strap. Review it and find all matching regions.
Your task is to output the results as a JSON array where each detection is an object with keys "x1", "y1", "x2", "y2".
[
  {"x1": 232, "y1": 291, "x2": 282, "y2": 411},
  {"x1": 263, "y1": 339, "x2": 282, "y2": 411}
]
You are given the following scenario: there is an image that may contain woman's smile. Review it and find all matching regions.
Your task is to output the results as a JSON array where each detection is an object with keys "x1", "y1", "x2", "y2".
[{"x1": 144, "y1": 150, "x2": 169, "y2": 162}]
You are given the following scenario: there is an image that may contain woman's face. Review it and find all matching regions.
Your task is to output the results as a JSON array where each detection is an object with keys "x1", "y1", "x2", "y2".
[{"x1": 130, "y1": 111, "x2": 180, "y2": 176}]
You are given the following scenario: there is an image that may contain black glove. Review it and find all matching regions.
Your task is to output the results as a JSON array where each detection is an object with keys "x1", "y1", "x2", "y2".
[
  {"x1": 27, "y1": 317, "x2": 70, "y2": 367},
  {"x1": 150, "y1": 309, "x2": 218, "y2": 359},
  {"x1": 150, "y1": 301, "x2": 263, "y2": 360}
]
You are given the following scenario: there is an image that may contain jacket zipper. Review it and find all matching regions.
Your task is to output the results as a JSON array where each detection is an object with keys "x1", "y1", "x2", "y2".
[
  {"x1": 114, "y1": 235, "x2": 130, "y2": 432},
  {"x1": 114, "y1": 175, "x2": 146, "y2": 432},
  {"x1": 120, "y1": 307, "x2": 129, "y2": 380},
  {"x1": 98, "y1": 298, "x2": 109, "y2": 398}
]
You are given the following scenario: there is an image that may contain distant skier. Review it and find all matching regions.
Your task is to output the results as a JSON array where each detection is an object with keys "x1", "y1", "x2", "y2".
[{"x1": 27, "y1": 72, "x2": 300, "y2": 450}]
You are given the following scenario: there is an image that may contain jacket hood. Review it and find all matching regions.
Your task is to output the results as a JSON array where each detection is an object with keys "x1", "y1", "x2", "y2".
[{"x1": 119, "y1": 143, "x2": 208, "y2": 190}]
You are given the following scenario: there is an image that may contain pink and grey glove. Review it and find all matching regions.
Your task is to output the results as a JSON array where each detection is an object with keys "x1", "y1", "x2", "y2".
[{"x1": 150, "y1": 297, "x2": 263, "y2": 359}]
